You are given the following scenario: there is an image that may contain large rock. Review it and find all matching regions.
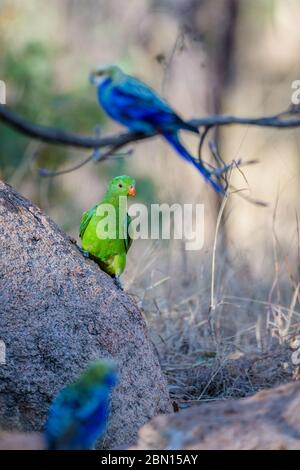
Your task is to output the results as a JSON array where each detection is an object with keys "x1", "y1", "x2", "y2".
[
  {"x1": 132, "y1": 381, "x2": 300, "y2": 450},
  {"x1": 0, "y1": 181, "x2": 171, "y2": 449}
]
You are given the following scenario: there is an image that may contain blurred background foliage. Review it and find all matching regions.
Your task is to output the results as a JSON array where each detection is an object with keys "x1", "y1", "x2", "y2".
[{"x1": 1, "y1": 0, "x2": 300, "y2": 387}]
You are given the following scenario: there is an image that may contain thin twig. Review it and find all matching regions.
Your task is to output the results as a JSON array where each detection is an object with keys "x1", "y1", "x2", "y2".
[
  {"x1": 209, "y1": 175, "x2": 232, "y2": 345},
  {"x1": 210, "y1": 181, "x2": 231, "y2": 312}
]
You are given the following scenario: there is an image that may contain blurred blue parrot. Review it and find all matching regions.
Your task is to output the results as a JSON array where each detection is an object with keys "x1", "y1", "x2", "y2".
[
  {"x1": 90, "y1": 65, "x2": 224, "y2": 193},
  {"x1": 44, "y1": 359, "x2": 117, "y2": 450}
]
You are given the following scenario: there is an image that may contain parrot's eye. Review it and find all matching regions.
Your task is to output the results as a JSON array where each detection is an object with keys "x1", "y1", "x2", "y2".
[{"x1": 118, "y1": 183, "x2": 123, "y2": 188}]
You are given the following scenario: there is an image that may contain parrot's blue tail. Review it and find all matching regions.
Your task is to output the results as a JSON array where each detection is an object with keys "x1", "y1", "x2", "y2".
[{"x1": 163, "y1": 132, "x2": 225, "y2": 194}]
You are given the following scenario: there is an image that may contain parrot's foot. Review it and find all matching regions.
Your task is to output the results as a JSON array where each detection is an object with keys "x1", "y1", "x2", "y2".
[
  {"x1": 69, "y1": 236, "x2": 77, "y2": 245},
  {"x1": 92, "y1": 149, "x2": 101, "y2": 162},
  {"x1": 114, "y1": 276, "x2": 123, "y2": 291},
  {"x1": 77, "y1": 246, "x2": 90, "y2": 258},
  {"x1": 91, "y1": 125, "x2": 101, "y2": 162}
]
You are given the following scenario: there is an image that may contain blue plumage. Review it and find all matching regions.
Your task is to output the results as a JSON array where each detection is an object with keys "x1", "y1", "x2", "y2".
[
  {"x1": 91, "y1": 65, "x2": 224, "y2": 193},
  {"x1": 44, "y1": 360, "x2": 117, "y2": 450},
  {"x1": 162, "y1": 132, "x2": 224, "y2": 193}
]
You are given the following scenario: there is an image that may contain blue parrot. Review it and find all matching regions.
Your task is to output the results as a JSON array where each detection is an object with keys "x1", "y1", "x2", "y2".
[
  {"x1": 90, "y1": 65, "x2": 224, "y2": 193},
  {"x1": 44, "y1": 359, "x2": 117, "y2": 450}
]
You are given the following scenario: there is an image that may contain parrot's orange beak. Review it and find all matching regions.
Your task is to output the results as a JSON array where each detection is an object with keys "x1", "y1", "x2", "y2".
[{"x1": 128, "y1": 186, "x2": 136, "y2": 197}]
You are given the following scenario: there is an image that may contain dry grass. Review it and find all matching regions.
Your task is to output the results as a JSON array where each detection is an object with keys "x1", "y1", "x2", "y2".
[
  {"x1": 126, "y1": 194, "x2": 300, "y2": 409},
  {"x1": 143, "y1": 286, "x2": 298, "y2": 408}
]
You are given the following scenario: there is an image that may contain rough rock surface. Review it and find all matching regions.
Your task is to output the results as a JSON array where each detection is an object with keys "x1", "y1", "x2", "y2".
[
  {"x1": 132, "y1": 381, "x2": 300, "y2": 450},
  {"x1": 0, "y1": 181, "x2": 171, "y2": 449}
]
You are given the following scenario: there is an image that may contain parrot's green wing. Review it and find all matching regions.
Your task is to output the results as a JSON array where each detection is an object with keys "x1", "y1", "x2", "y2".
[
  {"x1": 79, "y1": 205, "x2": 97, "y2": 239},
  {"x1": 124, "y1": 213, "x2": 133, "y2": 253}
]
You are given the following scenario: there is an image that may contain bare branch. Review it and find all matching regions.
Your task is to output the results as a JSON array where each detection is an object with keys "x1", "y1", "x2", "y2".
[
  {"x1": 0, "y1": 105, "x2": 145, "y2": 150},
  {"x1": 190, "y1": 112, "x2": 300, "y2": 129},
  {"x1": 1, "y1": 105, "x2": 300, "y2": 157}
]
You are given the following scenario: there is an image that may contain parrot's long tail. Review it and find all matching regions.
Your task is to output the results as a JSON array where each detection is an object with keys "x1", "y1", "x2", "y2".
[{"x1": 162, "y1": 132, "x2": 225, "y2": 194}]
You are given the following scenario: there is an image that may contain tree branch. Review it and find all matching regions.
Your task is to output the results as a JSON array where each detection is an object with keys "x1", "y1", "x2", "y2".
[{"x1": 1, "y1": 104, "x2": 300, "y2": 155}]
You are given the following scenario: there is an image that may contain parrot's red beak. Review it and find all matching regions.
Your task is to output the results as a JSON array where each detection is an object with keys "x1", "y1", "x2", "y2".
[{"x1": 128, "y1": 186, "x2": 136, "y2": 197}]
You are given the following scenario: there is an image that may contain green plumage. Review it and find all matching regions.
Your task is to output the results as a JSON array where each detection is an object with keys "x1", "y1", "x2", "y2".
[{"x1": 80, "y1": 176, "x2": 136, "y2": 280}]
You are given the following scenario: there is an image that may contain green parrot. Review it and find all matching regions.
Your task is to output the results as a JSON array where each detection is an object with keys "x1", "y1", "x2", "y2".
[{"x1": 80, "y1": 175, "x2": 136, "y2": 288}]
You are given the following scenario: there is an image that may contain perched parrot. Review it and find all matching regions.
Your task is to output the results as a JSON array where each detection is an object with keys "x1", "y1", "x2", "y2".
[
  {"x1": 90, "y1": 64, "x2": 224, "y2": 193},
  {"x1": 44, "y1": 359, "x2": 117, "y2": 450},
  {"x1": 79, "y1": 175, "x2": 136, "y2": 289}
]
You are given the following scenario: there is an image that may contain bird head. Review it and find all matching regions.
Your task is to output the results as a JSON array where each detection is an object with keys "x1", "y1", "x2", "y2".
[
  {"x1": 108, "y1": 175, "x2": 136, "y2": 197},
  {"x1": 78, "y1": 359, "x2": 118, "y2": 388},
  {"x1": 89, "y1": 64, "x2": 124, "y2": 85}
]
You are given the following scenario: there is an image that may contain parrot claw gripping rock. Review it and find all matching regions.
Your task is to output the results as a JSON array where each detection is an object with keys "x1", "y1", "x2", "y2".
[{"x1": 114, "y1": 276, "x2": 123, "y2": 291}]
